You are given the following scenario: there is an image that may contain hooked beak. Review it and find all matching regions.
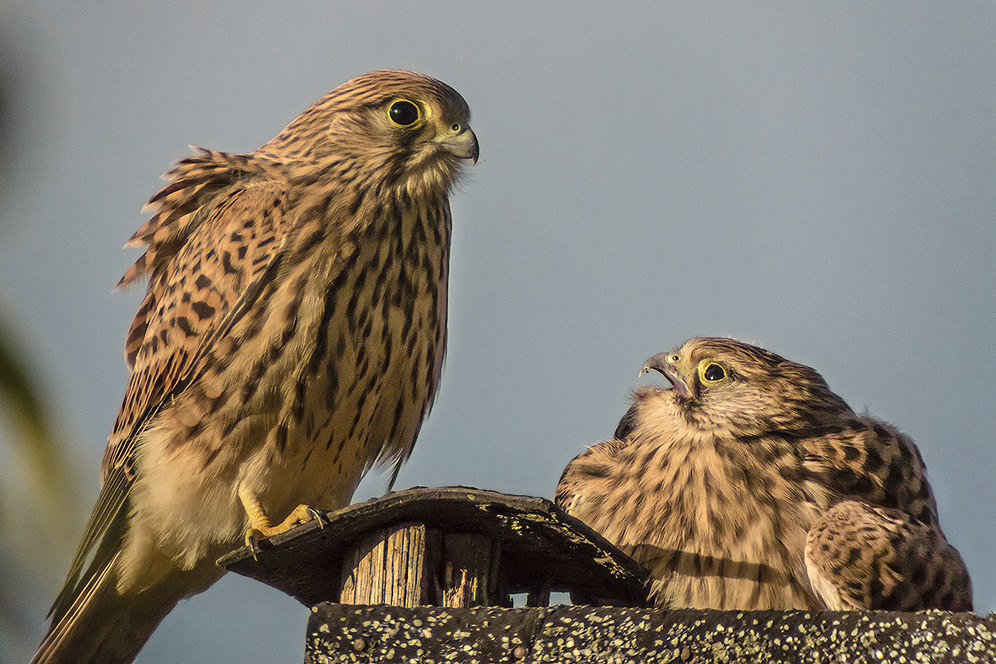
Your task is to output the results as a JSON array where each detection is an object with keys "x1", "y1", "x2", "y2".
[
  {"x1": 437, "y1": 125, "x2": 479, "y2": 164},
  {"x1": 641, "y1": 352, "x2": 692, "y2": 398}
]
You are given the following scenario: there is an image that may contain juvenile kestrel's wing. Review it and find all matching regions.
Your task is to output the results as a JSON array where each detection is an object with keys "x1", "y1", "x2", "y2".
[
  {"x1": 52, "y1": 151, "x2": 290, "y2": 624},
  {"x1": 805, "y1": 499, "x2": 973, "y2": 611}
]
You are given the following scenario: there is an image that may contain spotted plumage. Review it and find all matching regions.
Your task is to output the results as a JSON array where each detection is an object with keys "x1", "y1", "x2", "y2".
[
  {"x1": 34, "y1": 70, "x2": 477, "y2": 664},
  {"x1": 557, "y1": 337, "x2": 971, "y2": 611}
]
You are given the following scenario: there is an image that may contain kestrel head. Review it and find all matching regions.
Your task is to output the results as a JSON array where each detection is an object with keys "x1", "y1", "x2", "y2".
[
  {"x1": 262, "y1": 69, "x2": 478, "y2": 195},
  {"x1": 636, "y1": 337, "x2": 853, "y2": 437}
]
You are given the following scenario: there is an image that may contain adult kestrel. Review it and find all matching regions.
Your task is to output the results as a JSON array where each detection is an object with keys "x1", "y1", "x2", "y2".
[
  {"x1": 33, "y1": 70, "x2": 478, "y2": 664},
  {"x1": 557, "y1": 337, "x2": 972, "y2": 611}
]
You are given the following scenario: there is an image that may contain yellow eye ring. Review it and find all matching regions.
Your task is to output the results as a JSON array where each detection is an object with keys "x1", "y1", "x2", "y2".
[
  {"x1": 699, "y1": 361, "x2": 728, "y2": 382},
  {"x1": 389, "y1": 99, "x2": 421, "y2": 127}
]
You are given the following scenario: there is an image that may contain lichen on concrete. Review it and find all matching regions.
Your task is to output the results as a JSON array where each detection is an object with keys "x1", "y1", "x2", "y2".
[{"x1": 306, "y1": 604, "x2": 995, "y2": 663}]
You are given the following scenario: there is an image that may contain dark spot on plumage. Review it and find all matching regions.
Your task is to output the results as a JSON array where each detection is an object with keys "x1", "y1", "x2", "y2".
[
  {"x1": 410, "y1": 215, "x2": 428, "y2": 256},
  {"x1": 423, "y1": 357, "x2": 435, "y2": 396},
  {"x1": 195, "y1": 274, "x2": 213, "y2": 290},
  {"x1": 389, "y1": 397, "x2": 405, "y2": 441},
  {"x1": 266, "y1": 343, "x2": 282, "y2": 366},
  {"x1": 346, "y1": 288, "x2": 361, "y2": 335},
  {"x1": 176, "y1": 316, "x2": 196, "y2": 337},
  {"x1": 382, "y1": 157, "x2": 410, "y2": 191},
  {"x1": 307, "y1": 285, "x2": 336, "y2": 377},
  {"x1": 283, "y1": 286, "x2": 304, "y2": 325},
  {"x1": 843, "y1": 545, "x2": 862, "y2": 568},
  {"x1": 401, "y1": 315, "x2": 415, "y2": 351},
  {"x1": 778, "y1": 464, "x2": 806, "y2": 484},
  {"x1": 850, "y1": 473, "x2": 875, "y2": 497},
  {"x1": 324, "y1": 364, "x2": 338, "y2": 411},
  {"x1": 347, "y1": 402, "x2": 365, "y2": 439},
  {"x1": 207, "y1": 389, "x2": 228, "y2": 417},
  {"x1": 862, "y1": 447, "x2": 886, "y2": 474},
  {"x1": 242, "y1": 359, "x2": 268, "y2": 402},
  {"x1": 292, "y1": 378, "x2": 306, "y2": 422},
  {"x1": 240, "y1": 311, "x2": 265, "y2": 341},
  {"x1": 841, "y1": 444, "x2": 861, "y2": 462},
  {"x1": 280, "y1": 320, "x2": 295, "y2": 347},
  {"x1": 201, "y1": 444, "x2": 223, "y2": 470},
  {"x1": 398, "y1": 187, "x2": 413, "y2": 208},
  {"x1": 300, "y1": 227, "x2": 325, "y2": 253},
  {"x1": 881, "y1": 463, "x2": 907, "y2": 506},
  {"x1": 748, "y1": 441, "x2": 779, "y2": 465},
  {"x1": 354, "y1": 304, "x2": 369, "y2": 338},
  {"x1": 348, "y1": 187, "x2": 367, "y2": 216},
  {"x1": 274, "y1": 424, "x2": 288, "y2": 455},
  {"x1": 355, "y1": 346, "x2": 368, "y2": 380},
  {"x1": 871, "y1": 423, "x2": 892, "y2": 440},
  {"x1": 191, "y1": 301, "x2": 215, "y2": 320}
]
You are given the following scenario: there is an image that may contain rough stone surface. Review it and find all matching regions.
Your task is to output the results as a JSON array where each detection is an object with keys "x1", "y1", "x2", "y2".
[{"x1": 305, "y1": 604, "x2": 996, "y2": 663}]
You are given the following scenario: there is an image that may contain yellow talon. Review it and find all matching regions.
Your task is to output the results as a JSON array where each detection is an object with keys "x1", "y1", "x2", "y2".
[{"x1": 238, "y1": 483, "x2": 317, "y2": 557}]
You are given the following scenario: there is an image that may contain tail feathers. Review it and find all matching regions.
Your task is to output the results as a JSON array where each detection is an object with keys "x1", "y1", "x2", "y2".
[
  {"x1": 30, "y1": 550, "x2": 174, "y2": 664},
  {"x1": 30, "y1": 551, "x2": 225, "y2": 664}
]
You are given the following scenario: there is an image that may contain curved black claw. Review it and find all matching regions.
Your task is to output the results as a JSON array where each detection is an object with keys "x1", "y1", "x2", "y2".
[{"x1": 307, "y1": 506, "x2": 325, "y2": 529}]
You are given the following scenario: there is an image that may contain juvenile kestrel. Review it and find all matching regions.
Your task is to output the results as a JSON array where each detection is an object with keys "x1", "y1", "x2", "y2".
[
  {"x1": 557, "y1": 337, "x2": 972, "y2": 611},
  {"x1": 33, "y1": 70, "x2": 478, "y2": 664}
]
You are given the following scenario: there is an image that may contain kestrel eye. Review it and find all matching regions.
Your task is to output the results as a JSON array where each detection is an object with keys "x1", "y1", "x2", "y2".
[
  {"x1": 703, "y1": 363, "x2": 727, "y2": 381},
  {"x1": 389, "y1": 100, "x2": 420, "y2": 127}
]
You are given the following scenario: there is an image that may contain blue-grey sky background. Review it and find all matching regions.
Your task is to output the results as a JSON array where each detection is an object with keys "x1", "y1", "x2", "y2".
[{"x1": 1, "y1": 2, "x2": 993, "y2": 662}]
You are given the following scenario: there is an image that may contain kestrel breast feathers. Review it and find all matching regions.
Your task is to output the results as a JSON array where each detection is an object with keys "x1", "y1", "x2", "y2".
[
  {"x1": 557, "y1": 337, "x2": 972, "y2": 612},
  {"x1": 33, "y1": 70, "x2": 477, "y2": 664}
]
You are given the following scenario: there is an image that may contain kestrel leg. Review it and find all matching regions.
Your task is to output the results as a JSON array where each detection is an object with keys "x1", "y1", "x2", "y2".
[
  {"x1": 237, "y1": 483, "x2": 319, "y2": 551},
  {"x1": 805, "y1": 499, "x2": 972, "y2": 611}
]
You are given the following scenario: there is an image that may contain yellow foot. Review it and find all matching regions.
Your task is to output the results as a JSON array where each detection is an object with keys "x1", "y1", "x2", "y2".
[
  {"x1": 238, "y1": 484, "x2": 323, "y2": 556},
  {"x1": 272, "y1": 503, "x2": 321, "y2": 533}
]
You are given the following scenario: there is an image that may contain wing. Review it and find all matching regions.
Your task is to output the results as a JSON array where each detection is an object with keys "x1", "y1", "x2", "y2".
[
  {"x1": 557, "y1": 399, "x2": 641, "y2": 514},
  {"x1": 804, "y1": 499, "x2": 973, "y2": 611},
  {"x1": 555, "y1": 438, "x2": 629, "y2": 517},
  {"x1": 51, "y1": 149, "x2": 289, "y2": 620},
  {"x1": 613, "y1": 402, "x2": 640, "y2": 441}
]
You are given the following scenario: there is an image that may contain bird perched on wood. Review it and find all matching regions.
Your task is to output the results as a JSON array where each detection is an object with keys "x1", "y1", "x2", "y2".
[
  {"x1": 33, "y1": 69, "x2": 478, "y2": 664},
  {"x1": 557, "y1": 337, "x2": 972, "y2": 611}
]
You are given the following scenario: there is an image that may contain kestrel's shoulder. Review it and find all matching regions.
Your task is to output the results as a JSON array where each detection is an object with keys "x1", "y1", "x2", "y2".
[{"x1": 556, "y1": 437, "x2": 630, "y2": 514}]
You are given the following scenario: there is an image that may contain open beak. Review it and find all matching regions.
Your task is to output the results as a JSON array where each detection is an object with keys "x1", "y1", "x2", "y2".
[{"x1": 641, "y1": 352, "x2": 692, "y2": 398}]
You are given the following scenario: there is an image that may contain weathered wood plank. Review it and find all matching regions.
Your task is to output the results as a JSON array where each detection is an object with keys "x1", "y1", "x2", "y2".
[
  {"x1": 339, "y1": 523, "x2": 431, "y2": 605},
  {"x1": 219, "y1": 487, "x2": 648, "y2": 607},
  {"x1": 305, "y1": 604, "x2": 996, "y2": 664}
]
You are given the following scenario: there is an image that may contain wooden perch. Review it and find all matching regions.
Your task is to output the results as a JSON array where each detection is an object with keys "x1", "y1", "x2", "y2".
[{"x1": 219, "y1": 486, "x2": 649, "y2": 607}]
